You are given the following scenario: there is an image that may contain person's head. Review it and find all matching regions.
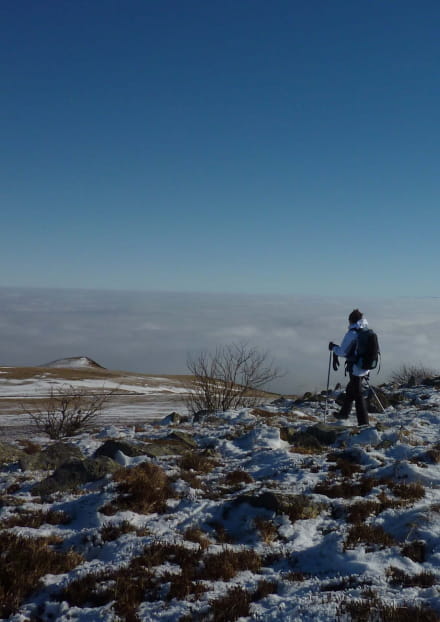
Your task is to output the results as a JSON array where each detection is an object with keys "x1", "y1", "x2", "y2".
[{"x1": 348, "y1": 309, "x2": 363, "y2": 325}]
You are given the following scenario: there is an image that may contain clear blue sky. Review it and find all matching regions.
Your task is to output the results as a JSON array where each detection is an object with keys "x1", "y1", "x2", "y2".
[{"x1": 2, "y1": 0, "x2": 439, "y2": 296}]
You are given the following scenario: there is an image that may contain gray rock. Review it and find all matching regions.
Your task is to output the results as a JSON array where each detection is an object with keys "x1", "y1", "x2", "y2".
[
  {"x1": 304, "y1": 423, "x2": 346, "y2": 446},
  {"x1": 32, "y1": 456, "x2": 119, "y2": 496},
  {"x1": 167, "y1": 431, "x2": 198, "y2": 448},
  {"x1": 94, "y1": 439, "x2": 150, "y2": 460},
  {"x1": 280, "y1": 427, "x2": 323, "y2": 451},
  {"x1": 161, "y1": 412, "x2": 181, "y2": 425},
  {"x1": 19, "y1": 442, "x2": 84, "y2": 471}
]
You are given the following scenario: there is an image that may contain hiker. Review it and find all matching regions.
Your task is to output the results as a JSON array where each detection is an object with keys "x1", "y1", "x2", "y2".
[{"x1": 328, "y1": 309, "x2": 369, "y2": 426}]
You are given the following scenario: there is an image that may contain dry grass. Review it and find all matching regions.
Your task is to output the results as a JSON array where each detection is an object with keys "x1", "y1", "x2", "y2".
[
  {"x1": 0, "y1": 532, "x2": 83, "y2": 618},
  {"x1": 254, "y1": 516, "x2": 278, "y2": 544},
  {"x1": 388, "y1": 481, "x2": 425, "y2": 501},
  {"x1": 314, "y1": 476, "x2": 377, "y2": 499},
  {"x1": 336, "y1": 597, "x2": 439, "y2": 621},
  {"x1": 386, "y1": 566, "x2": 436, "y2": 588},
  {"x1": 179, "y1": 451, "x2": 217, "y2": 474},
  {"x1": 251, "y1": 408, "x2": 278, "y2": 418},
  {"x1": 202, "y1": 548, "x2": 262, "y2": 581},
  {"x1": 344, "y1": 524, "x2": 397, "y2": 551},
  {"x1": 184, "y1": 526, "x2": 211, "y2": 549},
  {"x1": 100, "y1": 521, "x2": 149, "y2": 542},
  {"x1": 101, "y1": 462, "x2": 174, "y2": 515},
  {"x1": 401, "y1": 540, "x2": 426, "y2": 563},
  {"x1": 17, "y1": 439, "x2": 42, "y2": 454},
  {"x1": 224, "y1": 469, "x2": 254, "y2": 486},
  {"x1": 208, "y1": 586, "x2": 252, "y2": 622},
  {"x1": 347, "y1": 500, "x2": 382, "y2": 523},
  {"x1": 327, "y1": 457, "x2": 363, "y2": 477},
  {"x1": 0, "y1": 508, "x2": 71, "y2": 529}
]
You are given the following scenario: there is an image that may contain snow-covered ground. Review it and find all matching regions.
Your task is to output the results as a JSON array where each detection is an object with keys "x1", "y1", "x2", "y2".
[
  {"x1": 0, "y1": 364, "x2": 190, "y2": 439},
  {"x1": 1, "y1": 366, "x2": 440, "y2": 621}
]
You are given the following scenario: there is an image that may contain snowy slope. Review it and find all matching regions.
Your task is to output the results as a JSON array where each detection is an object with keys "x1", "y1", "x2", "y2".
[{"x1": 1, "y1": 380, "x2": 440, "y2": 621}]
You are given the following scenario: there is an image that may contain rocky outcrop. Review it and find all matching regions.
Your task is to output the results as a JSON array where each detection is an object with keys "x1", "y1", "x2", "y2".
[
  {"x1": 94, "y1": 439, "x2": 150, "y2": 460},
  {"x1": 32, "y1": 456, "x2": 119, "y2": 496},
  {"x1": 19, "y1": 442, "x2": 84, "y2": 471}
]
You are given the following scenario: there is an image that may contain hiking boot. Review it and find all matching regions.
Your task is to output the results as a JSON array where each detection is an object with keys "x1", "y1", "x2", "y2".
[{"x1": 333, "y1": 411, "x2": 349, "y2": 420}]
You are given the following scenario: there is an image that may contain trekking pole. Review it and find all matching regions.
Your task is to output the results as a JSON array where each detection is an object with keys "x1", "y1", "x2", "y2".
[
  {"x1": 365, "y1": 375, "x2": 385, "y2": 413},
  {"x1": 324, "y1": 351, "x2": 332, "y2": 423},
  {"x1": 369, "y1": 385, "x2": 385, "y2": 413}
]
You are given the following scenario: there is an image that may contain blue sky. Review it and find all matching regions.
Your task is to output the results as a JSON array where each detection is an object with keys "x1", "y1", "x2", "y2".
[{"x1": 1, "y1": 1, "x2": 440, "y2": 296}]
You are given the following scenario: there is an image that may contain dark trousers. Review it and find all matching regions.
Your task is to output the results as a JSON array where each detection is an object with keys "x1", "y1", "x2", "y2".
[{"x1": 339, "y1": 373, "x2": 369, "y2": 425}]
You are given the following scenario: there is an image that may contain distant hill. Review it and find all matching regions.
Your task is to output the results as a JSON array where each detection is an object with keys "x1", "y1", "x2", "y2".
[{"x1": 42, "y1": 356, "x2": 106, "y2": 369}]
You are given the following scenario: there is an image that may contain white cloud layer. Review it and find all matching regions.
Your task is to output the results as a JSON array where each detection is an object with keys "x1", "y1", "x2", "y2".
[{"x1": 1, "y1": 287, "x2": 440, "y2": 394}]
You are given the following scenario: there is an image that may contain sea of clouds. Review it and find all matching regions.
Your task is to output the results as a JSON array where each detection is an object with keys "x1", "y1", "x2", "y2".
[{"x1": 1, "y1": 287, "x2": 439, "y2": 394}]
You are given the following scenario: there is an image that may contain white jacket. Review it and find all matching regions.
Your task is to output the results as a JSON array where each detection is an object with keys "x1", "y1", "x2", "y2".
[{"x1": 332, "y1": 318, "x2": 370, "y2": 377}]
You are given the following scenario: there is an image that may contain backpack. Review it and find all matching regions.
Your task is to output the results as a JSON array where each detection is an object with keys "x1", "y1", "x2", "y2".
[{"x1": 354, "y1": 328, "x2": 380, "y2": 371}]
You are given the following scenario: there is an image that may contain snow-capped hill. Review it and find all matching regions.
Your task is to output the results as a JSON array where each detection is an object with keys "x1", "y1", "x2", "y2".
[{"x1": 42, "y1": 356, "x2": 105, "y2": 369}]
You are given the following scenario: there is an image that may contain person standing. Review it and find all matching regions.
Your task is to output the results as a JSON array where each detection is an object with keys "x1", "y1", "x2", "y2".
[{"x1": 329, "y1": 309, "x2": 370, "y2": 426}]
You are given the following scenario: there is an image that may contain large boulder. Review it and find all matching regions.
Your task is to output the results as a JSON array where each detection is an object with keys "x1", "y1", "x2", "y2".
[
  {"x1": 19, "y1": 442, "x2": 84, "y2": 471},
  {"x1": 303, "y1": 423, "x2": 346, "y2": 446},
  {"x1": 32, "y1": 456, "x2": 119, "y2": 496},
  {"x1": 280, "y1": 427, "x2": 323, "y2": 451}
]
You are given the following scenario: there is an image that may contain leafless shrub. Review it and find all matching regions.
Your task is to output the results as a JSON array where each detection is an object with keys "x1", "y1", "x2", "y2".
[
  {"x1": 0, "y1": 533, "x2": 83, "y2": 618},
  {"x1": 390, "y1": 364, "x2": 438, "y2": 386},
  {"x1": 24, "y1": 384, "x2": 118, "y2": 439},
  {"x1": 185, "y1": 342, "x2": 282, "y2": 414}
]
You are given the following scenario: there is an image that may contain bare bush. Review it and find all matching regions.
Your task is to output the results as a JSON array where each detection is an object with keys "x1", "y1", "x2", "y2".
[
  {"x1": 24, "y1": 384, "x2": 117, "y2": 439},
  {"x1": 185, "y1": 342, "x2": 282, "y2": 414},
  {"x1": 390, "y1": 364, "x2": 438, "y2": 386}
]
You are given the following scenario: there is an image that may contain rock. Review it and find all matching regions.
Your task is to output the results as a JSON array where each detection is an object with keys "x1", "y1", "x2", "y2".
[
  {"x1": 94, "y1": 439, "x2": 150, "y2": 460},
  {"x1": 0, "y1": 442, "x2": 26, "y2": 465},
  {"x1": 304, "y1": 423, "x2": 346, "y2": 446},
  {"x1": 161, "y1": 412, "x2": 181, "y2": 425},
  {"x1": 19, "y1": 442, "x2": 84, "y2": 471},
  {"x1": 228, "y1": 491, "x2": 322, "y2": 521},
  {"x1": 32, "y1": 456, "x2": 119, "y2": 496},
  {"x1": 192, "y1": 410, "x2": 213, "y2": 422},
  {"x1": 143, "y1": 439, "x2": 193, "y2": 457},
  {"x1": 167, "y1": 431, "x2": 198, "y2": 448},
  {"x1": 280, "y1": 427, "x2": 323, "y2": 451},
  {"x1": 421, "y1": 376, "x2": 440, "y2": 387}
]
